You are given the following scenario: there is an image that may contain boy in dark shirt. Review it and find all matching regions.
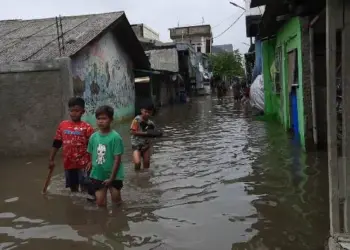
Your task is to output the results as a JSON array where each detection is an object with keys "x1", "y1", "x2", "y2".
[{"x1": 130, "y1": 103, "x2": 162, "y2": 171}]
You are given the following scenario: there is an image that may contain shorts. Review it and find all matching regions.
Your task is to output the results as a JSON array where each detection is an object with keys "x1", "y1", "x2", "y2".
[
  {"x1": 89, "y1": 178, "x2": 123, "y2": 192},
  {"x1": 132, "y1": 144, "x2": 150, "y2": 155},
  {"x1": 64, "y1": 168, "x2": 86, "y2": 188}
]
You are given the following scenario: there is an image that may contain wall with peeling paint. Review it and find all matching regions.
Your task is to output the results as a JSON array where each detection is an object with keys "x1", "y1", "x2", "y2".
[{"x1": 71, "y1": 32, "x2": 135, "y2": 125}]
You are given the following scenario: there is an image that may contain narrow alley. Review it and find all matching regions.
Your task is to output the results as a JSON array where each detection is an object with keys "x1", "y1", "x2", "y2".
[{"x1": 0, "y1": 95, "x2": 329, "y2": 250}]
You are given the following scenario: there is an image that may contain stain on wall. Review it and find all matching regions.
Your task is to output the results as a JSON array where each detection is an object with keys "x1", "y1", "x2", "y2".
[{"x1": 72, "y1": 32, "x2": 135, "y2": 125}]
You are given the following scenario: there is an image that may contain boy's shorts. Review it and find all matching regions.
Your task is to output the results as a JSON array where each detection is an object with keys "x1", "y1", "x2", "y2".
[
  {"x1": 89, "y1": 178, "x2": 123, "y2": 192},
  {"x1": 132, "y1": 144, "x2": 150, "y2": 155},
  {"x1": 65, "y1": 168, "x2": 86, "y2": 188}
]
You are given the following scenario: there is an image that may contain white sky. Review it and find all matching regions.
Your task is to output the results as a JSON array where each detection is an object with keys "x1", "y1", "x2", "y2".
[{"x1": 0, "y1": 0, "x2": 249, "y2": 53}]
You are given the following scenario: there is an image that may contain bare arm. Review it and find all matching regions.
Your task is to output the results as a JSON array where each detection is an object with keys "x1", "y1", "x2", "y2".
[
  {"x1": 49, "y1": 147, "x2": 59, "y2": 162},
  {"x1": 49, "y1": 139, "x2": 62, "y2": 169}
]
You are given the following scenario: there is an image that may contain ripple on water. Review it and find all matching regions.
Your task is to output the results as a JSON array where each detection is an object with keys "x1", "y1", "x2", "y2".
[{"x1": 0, "y1": 96, "x2": 329, "y2": 250}]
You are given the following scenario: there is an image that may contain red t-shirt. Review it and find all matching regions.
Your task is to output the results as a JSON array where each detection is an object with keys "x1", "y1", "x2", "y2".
[{"x1": 54, "y1": 120, "x2": 94, "y2": 170}]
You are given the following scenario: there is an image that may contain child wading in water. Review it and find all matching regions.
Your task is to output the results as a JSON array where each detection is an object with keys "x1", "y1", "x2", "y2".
[
  {"x1": 87, "y1": 105, "x2": 125, "y2": 206},
  {"x1": 130, "y1": 103, "x2": 162, "y2": 171},
  {"x1": 49, "y1": 97, "x2": 94, "y2": 192}
]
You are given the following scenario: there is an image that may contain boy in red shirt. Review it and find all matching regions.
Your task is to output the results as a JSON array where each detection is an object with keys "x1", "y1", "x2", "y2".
[{"x1": 49, "y1": 97, "x2": 94, "y2": 192}]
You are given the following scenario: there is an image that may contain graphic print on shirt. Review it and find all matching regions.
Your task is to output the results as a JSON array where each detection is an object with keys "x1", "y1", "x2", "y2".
[
  {"x1": 96, "y1": 144, "x2": 107, "y2": 165},
  {"x1": 55, "y1": 120, "x2": 94, "y2": 170}
]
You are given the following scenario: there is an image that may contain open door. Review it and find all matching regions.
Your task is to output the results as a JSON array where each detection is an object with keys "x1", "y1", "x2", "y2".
[{"x1": 287, "y1": 49, "x2": 300, "y2": 141}]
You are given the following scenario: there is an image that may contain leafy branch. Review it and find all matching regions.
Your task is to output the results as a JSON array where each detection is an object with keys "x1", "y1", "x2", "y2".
[{"x1": 209, "y1": 50, "x2": 244, "y2": 78}]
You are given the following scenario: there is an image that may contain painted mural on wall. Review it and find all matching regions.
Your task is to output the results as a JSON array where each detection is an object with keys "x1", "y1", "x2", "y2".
[{"x1": 72, "y1": 32, "x2": 134, "y2": 124}]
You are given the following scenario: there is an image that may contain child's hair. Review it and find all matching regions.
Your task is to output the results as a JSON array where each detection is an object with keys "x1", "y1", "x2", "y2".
[
  {"x1": 95, "y1": 105, "x2": 114, "y2": 119},
  {"x1": 68, "y1": 97, "x2": 85, "y2": 109},
  {"x1": 140, "y1": 101, "x2": 154, "y2": 111}
]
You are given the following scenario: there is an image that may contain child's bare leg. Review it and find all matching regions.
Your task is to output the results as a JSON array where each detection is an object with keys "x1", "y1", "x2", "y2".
[
  {"x1": 109, "y1": 187, "x2": 122, "y2": 205},
  {"x1": 132, "y1": 150, "x2": 142, "y2": 170},
  {"x1": 95, "y1": 188, "x2": 107, "y2": 207},
  {"x1": 143, "y1": 148, "x2": 151, "y2": 169}
]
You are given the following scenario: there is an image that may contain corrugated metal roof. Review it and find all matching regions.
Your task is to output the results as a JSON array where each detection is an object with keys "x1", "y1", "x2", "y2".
[
  {"x1": 0, "y1": 12, "x2": 124, "y2": 63},
  {"x1": 146, "y1": 48, "x2": 179, "y2": 72}
]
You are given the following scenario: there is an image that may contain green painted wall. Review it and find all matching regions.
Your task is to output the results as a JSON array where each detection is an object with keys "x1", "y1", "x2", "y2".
[
  {"x1": 262, "y1": 17, "x2": 306, "y2": 148},
  {"x1": 262, "y1": 39, "x2": 281, "y2": 121}
]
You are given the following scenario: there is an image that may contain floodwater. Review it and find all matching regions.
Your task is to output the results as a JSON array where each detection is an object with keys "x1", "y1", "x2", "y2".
[{"x1": 0, "y1": 95, "x2": 329, "y2": 250}]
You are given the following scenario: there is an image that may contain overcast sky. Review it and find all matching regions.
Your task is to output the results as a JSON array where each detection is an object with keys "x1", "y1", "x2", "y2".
[{"x1": 0, "y1": 0, "x2": 249, "y2": 53}]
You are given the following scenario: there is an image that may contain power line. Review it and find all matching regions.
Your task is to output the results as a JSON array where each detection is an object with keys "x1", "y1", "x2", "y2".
[
  {"x1": 213, "y1": 11, "x2": 245, "y2": 39},
  {"x1": 212, "y1": 11, "x2": 240, "y2": 29}
]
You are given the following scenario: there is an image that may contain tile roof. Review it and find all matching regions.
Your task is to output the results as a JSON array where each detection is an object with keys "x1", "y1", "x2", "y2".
[{"x1": 0, "y1": 12, "x2": 124, "y2": 63}]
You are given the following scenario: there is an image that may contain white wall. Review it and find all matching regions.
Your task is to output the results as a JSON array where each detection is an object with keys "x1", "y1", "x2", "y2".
[
  {"x1": 71, "y1": 32, "x2": 135, "y2": 124},
  {"x1": 245, "y1": 0, "x2": 265, "y2": 16},
  {"x1": 173, "y1": 35, "x2": 211, "y2": 53},
  {"x1": 143, "y1": 25, "x2": 160, "y2": 40}
]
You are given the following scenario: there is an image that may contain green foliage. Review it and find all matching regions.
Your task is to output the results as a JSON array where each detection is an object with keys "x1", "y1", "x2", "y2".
[{"x1": 209, "y1": 50, "x2": 244, "y2": 78}]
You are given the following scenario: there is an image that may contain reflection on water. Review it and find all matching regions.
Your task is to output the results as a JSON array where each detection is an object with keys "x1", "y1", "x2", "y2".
[{"x1": 0, "y1": 96, "x2": 328, "y2": 250}]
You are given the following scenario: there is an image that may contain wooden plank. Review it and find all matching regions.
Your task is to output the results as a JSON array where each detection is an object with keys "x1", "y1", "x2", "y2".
[
  {"x1": 343, "y1": 0, "x2": 350, "y2": 233},
  {"x1": 326, "y1": 0, "x2": 340, "y2": 236}
]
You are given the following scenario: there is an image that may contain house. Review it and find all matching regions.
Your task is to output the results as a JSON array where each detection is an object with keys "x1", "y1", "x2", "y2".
[
  {"x1": 146, "y1": 42, "x2": 198, "y2": 102},
  {"x1": 249, "y1": 1, "x2": 350, "y2": 248},
  {"x1": 132, "y1": 23, "x2": 160, "y2": 40},
  {"x1": 131, "y1": 23, "x2": 165, "y2": 51},
  {"x1": 145, "y1": 47, "x2": 180, "y2": 106},
  {"x1": 244, "y1": 0, "x2": 264, "y2": 84},
  {"x1": 0, "y1": 12, "x2": 149, "y2": 124},
  {"x1": 169, "y1": 25, "x2": 213, "y2": 54},
  {"x1": 251, "y1": 0, "x2": 325, "y2": 151},
  {"x1": 0, "y1": 11, "x2": 149, "y2": 156}
]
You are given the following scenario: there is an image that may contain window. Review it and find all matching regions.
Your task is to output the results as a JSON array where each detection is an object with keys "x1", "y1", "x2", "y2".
[
  {"x1": 206, "y1": 39, "x2": 211, "y2": 53},
  {"x1": 274, "y1": 46, "x2": 282, "y2": 94},
  {"x1": 197, "y1": 46, "x2": 201, "y2": 52}
]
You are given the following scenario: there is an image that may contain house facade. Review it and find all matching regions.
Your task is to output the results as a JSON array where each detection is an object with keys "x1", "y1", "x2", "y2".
[
  {"x1": 71, "y1": 32, "x2": 135, "y2": 124},
  {"x1": 0, "y1": 12, "x2": 149, "y2": 125},
  {"x1": 252, "y1": 0, "x2": 325, "y2": 150},
  {"x1": 169, "y1": 25, "x2": 213, "y2": 54},
  {"x1": 131, "y1": 23, "x2": 160, "y2": 40}
]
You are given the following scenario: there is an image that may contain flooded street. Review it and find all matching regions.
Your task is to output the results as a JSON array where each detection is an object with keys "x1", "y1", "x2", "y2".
[{"x1": 0, "y1": 95, "x2": 329, "y2": 250}]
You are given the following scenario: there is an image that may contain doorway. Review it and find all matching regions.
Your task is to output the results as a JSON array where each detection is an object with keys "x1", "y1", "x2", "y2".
[{"x1": 287, "y1": 49, "x2": 299, "y2": 141}]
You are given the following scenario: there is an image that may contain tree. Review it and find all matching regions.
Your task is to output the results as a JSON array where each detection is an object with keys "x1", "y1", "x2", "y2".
[{"x1": 209, "y1": 50, "x2": 245, "y2": 78}]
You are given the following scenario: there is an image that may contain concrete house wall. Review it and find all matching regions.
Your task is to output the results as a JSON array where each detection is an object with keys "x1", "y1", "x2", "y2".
[
  {"x1": 0, "y1": 58, "x2": 73, "y2": 156},
  {"x1": 132, "y1": 24, "x2": 160, "y2": 40},
  {"x1": 72, "y1": 32, "x2": 135, "y2": 125},
  {"x1": 262, "y1": 17, "x2": 309, "y2": 148},
  {"x1": 170, "y1": 25, "x2": 212, "y2": 53}
]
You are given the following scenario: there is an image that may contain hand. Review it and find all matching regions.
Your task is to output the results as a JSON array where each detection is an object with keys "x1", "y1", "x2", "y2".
[
  {"x1": 85, "y1": 162, "x2": 92, "y2": 172},
  {"x1": 48, "y1": 160, "x2": 55, "y2": 170},
  {"x1": 102, "y1": 178, "x2": 113, "y2": 187}
]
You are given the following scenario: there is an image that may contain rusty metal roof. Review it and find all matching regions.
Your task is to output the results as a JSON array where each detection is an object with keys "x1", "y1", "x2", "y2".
[{"x1": 0, "y1": 12, "x2": 126, "y2": 63}]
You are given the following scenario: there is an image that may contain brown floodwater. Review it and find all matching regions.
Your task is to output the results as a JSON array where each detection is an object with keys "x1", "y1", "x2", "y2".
[{"x1": 0, "y1": 95, "x2": 329, "y2": 250}]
